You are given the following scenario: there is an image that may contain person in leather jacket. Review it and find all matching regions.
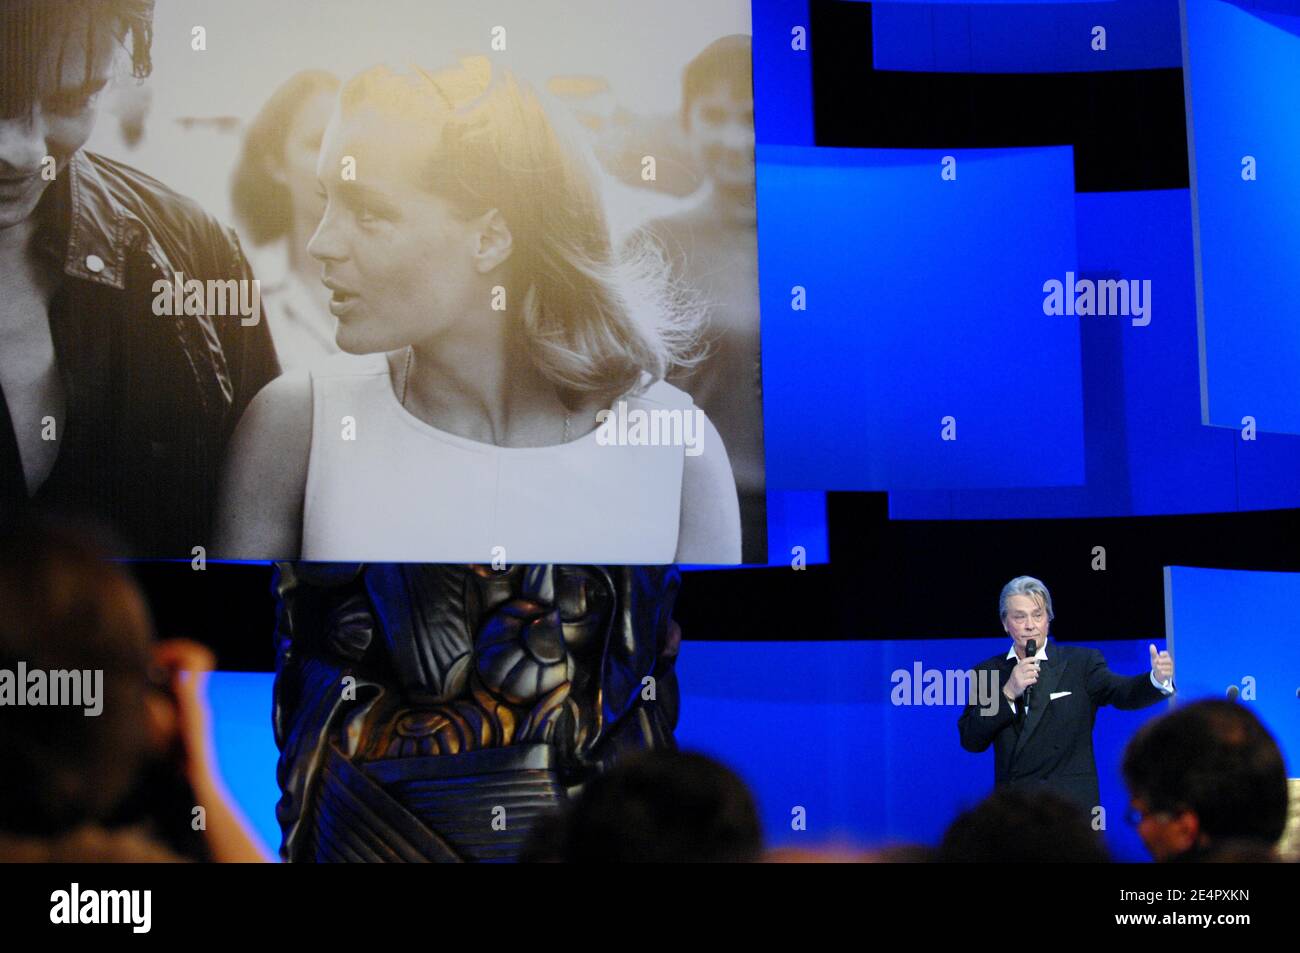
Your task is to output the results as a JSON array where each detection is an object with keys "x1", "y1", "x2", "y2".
[{"x1": 0, "y1": 0, "x2": 279, "y2": 556}]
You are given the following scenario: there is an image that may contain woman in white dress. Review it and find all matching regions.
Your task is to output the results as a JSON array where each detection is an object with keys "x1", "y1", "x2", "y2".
[{"x1": 213, "y1": 58, "x2": 741, "y2": 565}]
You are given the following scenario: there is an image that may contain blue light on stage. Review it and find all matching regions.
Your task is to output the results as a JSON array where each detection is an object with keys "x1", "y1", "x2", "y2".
[
  {"x1": 891, "y1": 187, "x2": 1300, "y2": 519},
  {"x1": 758, "y1": 144, "x2": 1085, "y2": 491},
  {"x1": 765, "y1": 490, "x2": 830, "y2": 565},
  {"x1": 753, "y1": 0, "x2": 814, "y2": 146},
  {"x1": 1164, "y1": 566, "x2": 1300, "y2": 774},
  {"x1": 1186, "y1": 0, "x2": 1300, "y2": 434},
  {"x1": 888, "y1": 188, "x2": 1300, "y2": 518},
  {"x1": 869, "y1": 1, "x2": 1182, "y2": 73},
  {"x1": 206, "y1": 671, "x2": 281, "y2": 860}
]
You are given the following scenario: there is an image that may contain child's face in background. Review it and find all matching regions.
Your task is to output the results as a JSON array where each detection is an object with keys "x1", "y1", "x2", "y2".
[{"x1": 685, "y1": 82, "x2": 755, "y2": 195}]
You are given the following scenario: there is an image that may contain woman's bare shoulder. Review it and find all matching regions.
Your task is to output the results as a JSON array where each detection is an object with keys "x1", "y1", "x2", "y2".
[
  {"x1": 213, "y1": 371, "x2": 315, "y2": 558},
  {"x1": 242, "y1": 370, "x2": 314, "y2": 431}
]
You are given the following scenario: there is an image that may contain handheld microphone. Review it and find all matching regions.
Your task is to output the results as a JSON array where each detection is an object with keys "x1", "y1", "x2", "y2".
[{"x1": 1023, "y1": 639, "x2": 1037, "y2": 713}]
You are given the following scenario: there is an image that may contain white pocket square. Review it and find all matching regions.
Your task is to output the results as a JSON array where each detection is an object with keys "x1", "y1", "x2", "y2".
[{"x1": 1049, "y1": 691, "x2": 1072, "y2": 700}]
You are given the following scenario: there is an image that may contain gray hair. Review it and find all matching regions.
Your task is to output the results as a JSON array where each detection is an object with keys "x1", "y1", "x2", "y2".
[{"x1": 999, "y1": 576, "x2": 1054, "y2": 621}]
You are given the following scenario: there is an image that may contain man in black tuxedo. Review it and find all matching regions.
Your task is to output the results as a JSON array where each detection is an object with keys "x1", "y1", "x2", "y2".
[{"x1": 958, "y1": 576, "x2": 1174, "y2": 812}]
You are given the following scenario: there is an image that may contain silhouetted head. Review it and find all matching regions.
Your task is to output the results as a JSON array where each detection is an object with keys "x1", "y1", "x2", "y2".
[
  {"x1": 1122, "y1": 699, "x2": 1288, "y2": 861},
  {"x1": 940, "y1": 786, "x2": 1110, "y2": 863},
  {"x1": 560, "y1": 749, "x2": 762, "y2": 862},
  {"x1": 0, "y1": 517, "x2": 154, "y2": 835}
]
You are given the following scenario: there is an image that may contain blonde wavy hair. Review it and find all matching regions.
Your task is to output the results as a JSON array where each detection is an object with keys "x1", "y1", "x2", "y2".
[{"x1": 338, "y1": 57, "x2": 701, "y2": 405}]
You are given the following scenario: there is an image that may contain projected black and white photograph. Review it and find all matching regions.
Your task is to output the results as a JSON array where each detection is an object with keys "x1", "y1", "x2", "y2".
[{"x1": 0, "y1": 0, "x2": 764, "y2": 564}]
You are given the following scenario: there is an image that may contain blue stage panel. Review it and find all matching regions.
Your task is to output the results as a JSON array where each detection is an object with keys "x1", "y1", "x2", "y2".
[
  {"x1": 1232, "y1": 428, "x2": 1300, "y2": 510},
  {"x1": 758, "y1": 144, "x2": 1085, "y2": 491},
  {"x1": 765, "y1": 490, "x2": 830, "y2": 566},
  {"x1": 1185, "y1": 0, "x2": 1300, "y2": 434},
  {"x1": 870, "y1": 1, "x2": 1182, "y2": 73},
  {"x1": 889, "y1": 188, "x2": 1300, "y2": 518},
  {"x1": 753, "y1": 0, "x2": 814, "y2": 146},
  {"x1": 1164, "y1": 566, "x2": 1300, "y2": 773},
  {"x1": 206, "y1": 672, "x2": 282, "y2": 860}
]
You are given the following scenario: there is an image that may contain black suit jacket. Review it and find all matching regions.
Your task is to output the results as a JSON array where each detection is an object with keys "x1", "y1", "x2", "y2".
[
  {"x1": 1, "y1": 151, "x2": 279, "y2": 556},
  {"x1": 957, "y1": 643, "x2": 1171, "y2": 810}
]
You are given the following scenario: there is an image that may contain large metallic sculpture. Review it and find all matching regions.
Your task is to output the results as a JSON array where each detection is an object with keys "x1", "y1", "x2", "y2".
[{"x1": 271, "y1": 563, "x2": 681, "y2": 862}]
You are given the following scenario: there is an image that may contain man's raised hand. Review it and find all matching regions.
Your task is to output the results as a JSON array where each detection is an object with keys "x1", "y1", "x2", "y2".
[{"x1": 1149, "y1": 643, "x2": 1174, "y2": 685}]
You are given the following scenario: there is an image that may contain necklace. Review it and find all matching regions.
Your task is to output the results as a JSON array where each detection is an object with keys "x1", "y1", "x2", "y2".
[
  {"x1": 401, "y1": 345, "x2": 571, "y2": 442},
  {"x1": 400, "y1": 345, "x2": 413, "y2": 405}
]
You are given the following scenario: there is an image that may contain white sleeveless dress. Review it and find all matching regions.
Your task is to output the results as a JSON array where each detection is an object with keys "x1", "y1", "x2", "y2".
[{"x1": 301, "y1": 353, "x2": 689, "y2": 563}]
